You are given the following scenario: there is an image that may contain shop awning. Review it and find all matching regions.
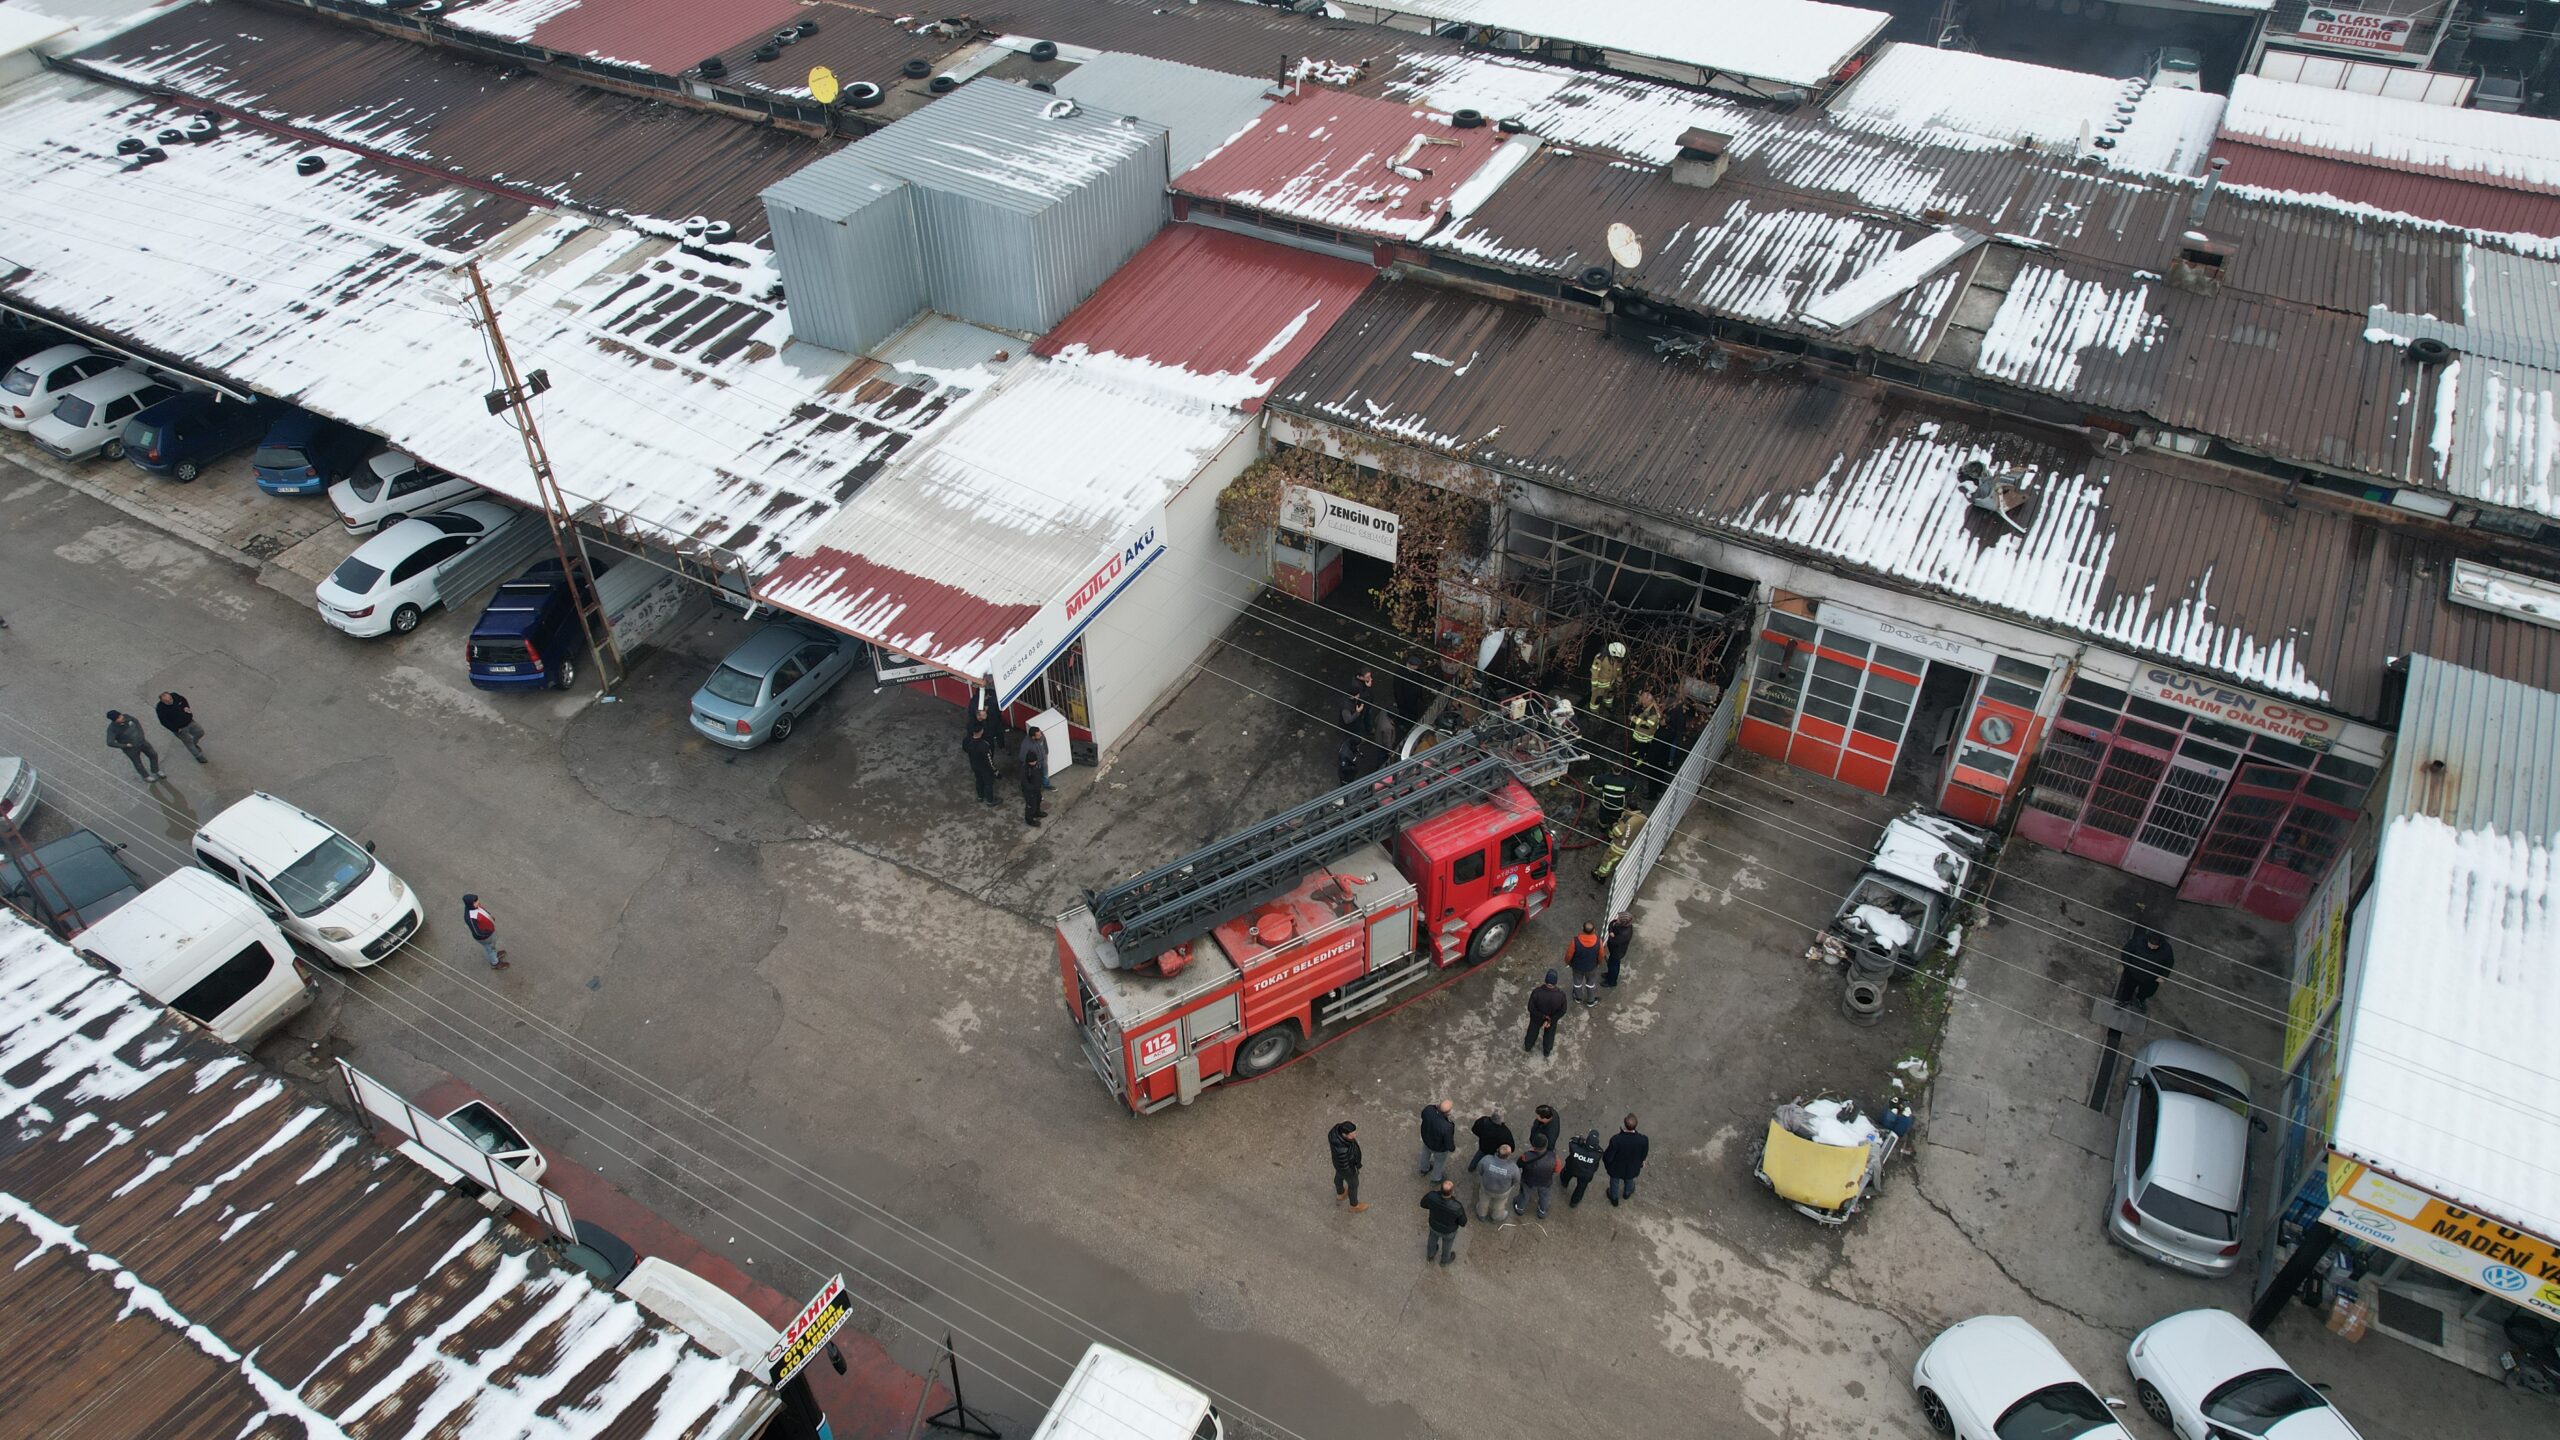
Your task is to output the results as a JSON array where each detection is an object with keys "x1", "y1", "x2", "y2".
[{"x1": 759, "y1": 361, "x2": 1244, "y2": 707}]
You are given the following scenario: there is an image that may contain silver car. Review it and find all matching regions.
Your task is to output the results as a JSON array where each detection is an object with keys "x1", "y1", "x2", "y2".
[
  {"x1": 2108, "y1": 1038, "x2": 2256, "y2": 1276},
  {"x1": 687, "y1": 622, "x2": 857, "y2": 749}
]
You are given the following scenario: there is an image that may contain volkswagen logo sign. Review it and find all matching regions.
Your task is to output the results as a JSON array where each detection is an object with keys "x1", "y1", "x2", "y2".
[{"x1": 2484, "y1": 1264, "x2": 2531, "y2": 1294}]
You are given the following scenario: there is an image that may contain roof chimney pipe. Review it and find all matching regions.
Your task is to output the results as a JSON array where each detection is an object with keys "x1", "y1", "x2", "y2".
[{"x1": 2188, "y1": 156, "x2": 2229, "y2": 226}]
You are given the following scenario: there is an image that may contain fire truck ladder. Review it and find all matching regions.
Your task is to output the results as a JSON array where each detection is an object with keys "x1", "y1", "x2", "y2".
[{"x1": 1085, "y1": 724, "x2": 1524, "y2": 970}]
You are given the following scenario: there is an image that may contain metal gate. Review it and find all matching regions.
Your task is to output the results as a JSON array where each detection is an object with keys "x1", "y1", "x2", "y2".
[{"x1": 1606, "y1": 683, "x2": 1739, "y2": 916}]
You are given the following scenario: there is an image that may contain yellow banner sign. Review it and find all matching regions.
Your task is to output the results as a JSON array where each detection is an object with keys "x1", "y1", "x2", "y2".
[{"x1": 2322, "y1": 1155, "x2": 2560, "y2": 1321}]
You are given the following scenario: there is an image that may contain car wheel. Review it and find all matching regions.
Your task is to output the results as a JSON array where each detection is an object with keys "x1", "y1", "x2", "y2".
[
  {"x1": 2136, "y1": 1381, "x2": 2170, "y2": 1426},
  {"x1": 99, "y1": 438, "x2": 123, "y2": 461},
  {"x1": 1917, "y1": 1387, "x2": 1952, "y2": 1435},
  {"x1": 770, "y1": 711, "x2": 796, "y2": 743},
  {"x1": 552, "y1": 655, "x2": 578, "y2": 691},
  {"x1": 390, "y1": 603, "x2": 422, "y2": 634},
  {"x1": 173, "y1": 459, "x2": 200, "y2": 482},
  {"x1": 381, "y1": 512, "x2": 405, "y2": 528},
  {"x1": 1464, "y1": 911, "x2": 1520, "y2": 965},
  {"x1": 1234, "y1": 1025, "x2": 1298, "y2": 1077}
]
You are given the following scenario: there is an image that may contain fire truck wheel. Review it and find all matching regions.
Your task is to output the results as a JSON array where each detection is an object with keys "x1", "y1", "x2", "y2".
[
  {"x1": 1464, "y1": 911, "x2": 1520, "y2": 965},
  {"x1": 1234, "y1": 1025, "x2": 1299, "y2": 1077}
]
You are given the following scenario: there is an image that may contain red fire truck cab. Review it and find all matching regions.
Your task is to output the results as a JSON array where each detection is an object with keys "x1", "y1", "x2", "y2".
[{"x1": 1059, "y1": 775, "x2": 1554, "y2": 1114}]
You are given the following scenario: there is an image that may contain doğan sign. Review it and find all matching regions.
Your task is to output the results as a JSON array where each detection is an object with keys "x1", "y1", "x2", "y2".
[{"x1": 1279, "y1": 484, "x2": 1400, "y2": 563}]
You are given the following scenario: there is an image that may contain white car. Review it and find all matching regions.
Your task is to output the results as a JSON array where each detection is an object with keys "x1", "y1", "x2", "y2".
[
  {"x1": 28, "y1": 369, "x2": 178, "y2": 461},
  {"x1": 441, "y1": 1099, "x2": 549, "y2": 1184},
  {"x1": 191, "y1": 791, "x2": 422, "y2": 969},
  {"x1": 0, "y1": 756, "x2": 37, "y2": 828},
  {"x1": 1, "y1": 343, "x2": 121, "y2": 431},
  {"x1": 1913, "y1": 1316, "x2": 2132, "y2": 1440},
  {"x1": 329, "y1": 449, "x2": 479, "y2": 534},
  {"x1": 2128, "y1": 1309, "x2": 2361, "y2": 1440},
  {"x1": 315, "y1": 498, "x2": 514, "y2": 637}
]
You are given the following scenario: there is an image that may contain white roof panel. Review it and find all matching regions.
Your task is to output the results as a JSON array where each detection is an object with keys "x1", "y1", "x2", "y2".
[
  {"x1": 1360, "y1": 0, "x2": 1888, "y2": 90},
  {"x1": 2222, "y1": 75, "x2": 2560, "y2": 194},
  {"x1": 1828, "y1": 42, "x2": 2226, "y2": 178}
]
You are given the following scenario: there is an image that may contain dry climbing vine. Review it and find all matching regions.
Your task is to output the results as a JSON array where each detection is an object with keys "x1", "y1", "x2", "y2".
[{"x1": 1218, "y1": 444, "x2": 1494, "y2": 641}]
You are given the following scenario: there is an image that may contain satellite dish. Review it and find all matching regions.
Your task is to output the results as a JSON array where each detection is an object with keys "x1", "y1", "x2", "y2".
[
  {"x1": 808, "y1": 66, "x2": 840, "y2": 105},
  {"x1": 1605, "y1": 221, "x2": 1644, "y2": 271}
]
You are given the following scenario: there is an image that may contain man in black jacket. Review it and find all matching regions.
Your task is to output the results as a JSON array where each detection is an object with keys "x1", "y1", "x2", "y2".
[
  {"x1": 1468, "y1": 1108, "x2": 1513, "y2": 1173},
  {"x1": 1419, "y1": 1179, "x2": 1468, "y2": 1266},
  {"x1": 1328, "y1": 1120, "x2": 1366, "y2": 1210},
  {"x1": 1416, "y1": 1099, "x2": 1457, "y2": 1182},
  {"x1": 1563, "y1": 1128, "x2": 1605, "y2": 1207},
  {"x1": 1528, "y1": 1103, "x2": 1561, "y2": 1153},
  {"x1": 1602, "y1": 1113, "x2": 1649, "y2": 1206},
  {"x1": 1524, "y1": 970, "x2": 1570, "y2": 1056},
  {"x1": 962, "y1": 702, "x2": 998, "y2": 805}
]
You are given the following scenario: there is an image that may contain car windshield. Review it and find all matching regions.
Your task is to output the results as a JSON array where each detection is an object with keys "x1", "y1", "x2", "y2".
[
  {"x1": 51, "y1": 395, "x2": 94, "y2": 427},
  {"x1": 2204, "y1": 1369, "x2": 2327, "y2": 1427},
  {"x1": 348, "y1": 472, "x2": 388, "y2": 502},
  {"x1": 704, "y1": 663, "x2": 765, "y2": 705},
  {"x1": 254, "y1": 445, "x2": 311, "y2": 470},
  {"x1": 447, "y1": 1103, "x2": 528, "y2": 1156},
  {"x1": 122, "y1": 418, "x2": 162, "y2": 452},
  {"x1": 2, "y1": 367, "x2": 34, "y2": 396},
  {"x1": 328, "y1": 556, "x2": 385, "y2": 593},
  {"x1": 270, "y1": 833, "x2": 375, "y2": 917},
  {"x1": 1995, "y1": 1382, "x2": 2116, "y2": 1440},
  {"x1": 2139, "y1": 1180, "x2": 2237, "y2": 1240},
  {"x1": 2153, "y1": 1066, "x2": 2249, "y2": 1114}
]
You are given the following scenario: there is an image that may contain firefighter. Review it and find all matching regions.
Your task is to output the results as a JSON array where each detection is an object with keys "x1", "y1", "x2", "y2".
[
  {"x1": 1593, "y1": 769, "x2": 1632, "y2": 819},
  {"x1": 1629, "y1": 690, "x2": 1663, "y2": 782},
  {"x1": 1594, "y1": 805, "x2": 1648, "y2": 884},
  {"x1": 1588, "y1": 640, "x2": 1625, "y2": 715}
]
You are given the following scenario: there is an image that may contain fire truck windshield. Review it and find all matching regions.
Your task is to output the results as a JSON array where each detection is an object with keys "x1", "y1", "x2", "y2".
[{"x1": 1501, "y1": 825, "x2": 1549, "y2": 865}]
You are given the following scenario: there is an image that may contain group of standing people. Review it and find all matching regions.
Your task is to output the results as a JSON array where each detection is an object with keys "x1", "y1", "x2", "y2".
[
  {"x1": 103, "y1": 692, "x2": 207, "y2": 782},
  {"x1": 1392, "y1": 1100, "x2": 1651, "y2": 1266},
  {"x1": 1523, "y1": 915, "x2": 1634, "y2": 1055},
  {"x1": 960, "y1": 695, "x2": 1055, "y2": 829}
]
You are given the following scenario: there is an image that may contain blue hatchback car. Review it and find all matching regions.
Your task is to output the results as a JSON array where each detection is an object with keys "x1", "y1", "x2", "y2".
[
  {"x1": 253, "y1": 409, "x2": 375, "y2": 495},
  {"x1": 122, "y1": 391, "x2": 278, "y2": 483}
]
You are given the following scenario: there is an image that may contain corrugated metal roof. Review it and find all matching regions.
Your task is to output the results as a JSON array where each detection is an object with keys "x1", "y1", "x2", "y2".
[
  {"x1": 2220, "y1": 74, "x2": 2560, "y2": 197},
  {"x1": 759, "y1": 360, "x2": 1242, "y2": 682},
  {"x1": 798, "y1": 77, "x2": 1165, "y2": 216},
  {"x1": 1032, "y1": 223, "x2": 1375, "y2": 410},
  {"x1": 0, "y1": 915, "x2": 778, "y2": 1438},
  {"x1": 2216, "y1": 142, "x2": 2560, "y2": 239},
  {"x1": 2369, "y1": 246, "x2": 2560, "y2": 519},
  {"x1": 1344, "y1": 0, "x2": 1889, "y2": 90},
  {"x1": 1054, "y1": 51, "x2": 1277, "y2": 176},
  {"x1": 1829, "y1": 42, "x2": 2225, "y2": 178},
  {"x1": 1270, "y1": 279, "x2": 2560, "y2": 717},
  {"x1": 2333, "y1": 655, "x2": 2560, "y2": 1240},
  {"x1": 73, "y1": 0, "x2": 831, "y2": 242},
  {"x1": 1173, "y1": 87, "x2": 1518, "y2": 241},
  {"x1": 446, "y1": 0, "x2": 802, "y2": 74}
]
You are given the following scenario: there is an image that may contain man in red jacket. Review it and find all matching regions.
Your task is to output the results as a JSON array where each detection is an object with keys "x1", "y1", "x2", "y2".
[{"x1": 463, "y1": 894, "x2": 507, "y2": 970}]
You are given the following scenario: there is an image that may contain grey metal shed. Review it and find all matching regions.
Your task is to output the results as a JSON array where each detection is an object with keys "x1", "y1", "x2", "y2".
[
  {"x1": 1054, "y1": 53, "x2": 1276, "y2": 177},
  {"x1": 759, "y1": 79, "x2": 1170, "y2": 353}
]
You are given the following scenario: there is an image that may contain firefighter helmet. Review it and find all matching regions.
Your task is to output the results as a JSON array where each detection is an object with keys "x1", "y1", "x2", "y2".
[{"x1": 1607, "y1": 641, "x2": 1627, "y2": 658}]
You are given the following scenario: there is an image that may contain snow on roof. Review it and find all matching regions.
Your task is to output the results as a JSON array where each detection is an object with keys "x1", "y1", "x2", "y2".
[
  {"x1": 818, "y1": 77, "x2": 1169, "y2": 216},
  {"x1": 444, "y1": 0, "x2": 801, "y2": 73},
  {"x1": 1052, "y1": 51, "x2": 1278, "y2": 177},
  {"x1": 0, "y1": 74, "x2": 969, "y2": 577},
  {"x1": 1033, "y1": 223, "x2": 1375, "y2": 411},
  {"x1": 1733, "y1": 420, "x2": 2326, "y2": 699},
  {"x1": 1827, "y1": 43, "x2": 2226, "y2": 178},
  {"x1": 1173, "y1": 88, "x2": 1518, "y2": 241},
  {"x1": 1352, "y1": 0, "x2": 1889, "y2": 91},
  {"x1": 1797, "y1": 226, "x2": 1982, "y2": 332},
  {"x1": 0, "y1": 5, "x2": 73, "y2": 58},
  {"x1": 0, "y1": 914, "x2": 777, "y2": 1437},
  {"x1": 1975, "y1": 263, "x2": 2166, "y2": 393},
  {"x1": 2221, "y1": 75, "x2": 2560, "y2": 197},
  {"x1": 2334, "y1": 812, "x2": 2560, "y2": 1239},
  {"x1": 2371, "y1": 245, "x2": 2560, "y2": 520},
  {"x1": 758, "y1": 360, "x2": 1243, "y2": 688},
  {"x1": 1375, "y1": 50, "x2": 1766, "y2": 165}
]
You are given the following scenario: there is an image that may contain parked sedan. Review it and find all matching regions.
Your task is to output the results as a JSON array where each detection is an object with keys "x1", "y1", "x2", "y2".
[
  {"x1": 442, "y1": 1099, "x2": 549, "y2": 1184},
  {"x1": 28, "y1": 369, "x2": 178, "y2": 461},
  {"x1": 329, "y1": 449, "x2": 479, "y2": 534},
  {"x1": 2128, "y1": 1309, "x2": 2361, "y2": 1440},
  {"x1": 0, "y1": 755, "x2": 37, "y2": 828},
  {"x1": 1913, "y1": 1316, "x2": 2131, "y2": 1440},
  {"x1": 2109, "y1": 1038, "x2": 2256, "y2": 1276},
  {"x1": 0, "y1": 829, "x2": 143, "y2": 939},
  {"x1": 315, "y1": 499, "x2": 514, "y2": 637},
  {"x1": 1, "y1": 343, "x2": 121, "y2": 431},
  {"x1": 688, "y1": 622, "x2": 857, "y2": 749},
  {"x1": 123, "y1": 390, "x2": 278, "y2": 482}
]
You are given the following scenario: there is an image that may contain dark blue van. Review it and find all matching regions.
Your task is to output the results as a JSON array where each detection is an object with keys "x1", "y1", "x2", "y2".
[
  {"x1": 467, "y1": 558, "x2": 599, "y2": 691},
  {"x1": 253, "y1": 409, "x2": 374, "y2": 495},
  {"x1": 122, "y1": 391, "x2": 277, "y2": 483}
]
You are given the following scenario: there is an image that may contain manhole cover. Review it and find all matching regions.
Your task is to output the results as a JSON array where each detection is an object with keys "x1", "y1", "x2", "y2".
[{"x1": 240, "y1": 534, "x2": 287, "y2": 560}]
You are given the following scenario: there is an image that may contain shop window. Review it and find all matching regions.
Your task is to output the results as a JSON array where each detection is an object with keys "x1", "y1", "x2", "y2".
[
  {"x1": 2316, "y1": 752, "x2": 2378, "y2": 788},
  {"x1": 2068, "y1": 676, "x2": 2129, "y2": 708},
  {"x1": 1501, "y1": 512, "x2": 1753, "y2": 620}
]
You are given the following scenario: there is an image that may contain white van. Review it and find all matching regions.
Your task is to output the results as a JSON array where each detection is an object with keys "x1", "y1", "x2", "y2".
[
  {"x1": 76, "y1": 869, "x2": 316, "y2": 1045},
  {"x1": 193, "y1": 792, "x2": 422, "y2": 968},
  {"x1": 1034, "y1": 1344, "x2": 1223, "y2": 1440}
]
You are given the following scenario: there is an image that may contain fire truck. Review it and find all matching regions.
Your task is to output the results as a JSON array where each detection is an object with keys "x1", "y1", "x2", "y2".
[{"x1": 1056, "y1": 725, "x2": 1564, "y2": 1113}]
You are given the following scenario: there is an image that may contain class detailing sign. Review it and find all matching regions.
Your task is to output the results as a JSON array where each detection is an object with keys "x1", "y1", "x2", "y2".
[
  {"x1": 2295, "y1": 7, "x2": 2416, "y2": 54},
  {"x1": 2321, "y1": 1156, "x2": 2560, "y2": 1321},
  {"x1": 1279, "y1": 484, "x2": 1400, "y2": 563}
]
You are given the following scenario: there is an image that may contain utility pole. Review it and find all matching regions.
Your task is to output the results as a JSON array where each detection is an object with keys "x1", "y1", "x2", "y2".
[{"x1": 460, "y1": 259, "x2": 626, "y2": 695}]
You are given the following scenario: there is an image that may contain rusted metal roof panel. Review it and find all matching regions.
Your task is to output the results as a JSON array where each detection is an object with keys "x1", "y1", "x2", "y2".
[
  {"x1": 75, "y1": 0, "x2": 832, "y2": 241},
  {"x1": 447, "y1": 0, "x2": 803, "y2": 74},
  {"x1": 1033, "y1": 223, "x2": 1375, "y2": 410},
  {"x1": 1172, "y1": 88, "x2": 1521, "y2": 241},
  {"x1": 2216, "y1": 140, "x2": 2560, "y2": 240},
  {"x1": 0, "y1": 916, "x2": 778, "y2": 1439},
  {"x1": 1272, "y1": 280, "x2": 2560, "y2": 717}
]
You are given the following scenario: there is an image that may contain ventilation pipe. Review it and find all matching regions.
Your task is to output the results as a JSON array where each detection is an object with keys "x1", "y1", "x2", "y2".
[{"x1": 2187, "y1": 156, "x2": 2229, "y2": 226}]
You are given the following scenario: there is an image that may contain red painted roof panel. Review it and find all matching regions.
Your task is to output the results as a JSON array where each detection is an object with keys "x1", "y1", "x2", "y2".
[
  {"x1": 1034, "y1": 224, "x2": 1376, "y2": 411},
  {"x1": 458, "y1": 0, "x2": 802, "y2": 75},
  {"x1": 2214, "y1": 140, "x2": 2560, "y2": 239},
  {"x1": 1171, "y1": 89, "x2": 1514, "y2": 241}
]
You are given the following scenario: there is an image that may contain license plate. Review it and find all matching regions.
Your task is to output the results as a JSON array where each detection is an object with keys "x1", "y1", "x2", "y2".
[{"x1": 488, "y1": 665, "x2": 518, "y2": 673}]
